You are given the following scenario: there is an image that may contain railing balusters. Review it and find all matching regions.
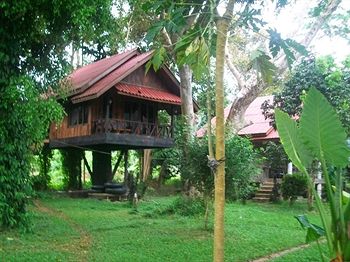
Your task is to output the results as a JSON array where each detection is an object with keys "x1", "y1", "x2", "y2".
[{"x1": 92, "y1": 119, "x2": 172, "y2": 139}]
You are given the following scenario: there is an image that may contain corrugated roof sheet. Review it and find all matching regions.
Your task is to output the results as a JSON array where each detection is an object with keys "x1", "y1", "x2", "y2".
[
  {"x1": 71, "y1": 51, "x2": 154, "y2": 103},
  {"x1": 116, "y1": 83, "x2": 181, "y2": 105},
  {"x1": 67, "y1": 49, "x2": 137, "y2": 93}
]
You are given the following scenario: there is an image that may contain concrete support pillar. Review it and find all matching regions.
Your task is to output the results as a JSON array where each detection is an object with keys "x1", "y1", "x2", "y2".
[
  {"x1": 317, "y1": 162, "x2": 322, "y2": 198},
  {"x1": 92, "y1": 150, "x2": 111, "y2": 186},
  {"x1": 287, "y1": 162, "x2": 293, "y2": 175}
]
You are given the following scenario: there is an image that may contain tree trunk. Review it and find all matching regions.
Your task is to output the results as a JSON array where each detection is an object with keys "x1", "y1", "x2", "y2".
[
  {"x1": 142, "y1": 149, "x2": 152, "y2": 182},
  {"x1": 227, "y1": 81, "x2": 264, "y2": 131},
  {"x1": 179, "y1": 65, "x2": 195, "y2": 131},
  {"x1": 213, "y1": 1, "x2": 235, "y2": 261}
]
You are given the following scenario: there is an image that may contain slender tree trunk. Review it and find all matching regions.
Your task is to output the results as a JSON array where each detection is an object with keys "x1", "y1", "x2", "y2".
[
  {"x1": 213, "y1": 1, "x2": 235, "y2": 261},
  {"x1": 179, "y1": 65, "x2": 195, "y2": 131},
  {"x1": 142, "y1": 149, "x2": 152, "y2": 182}
]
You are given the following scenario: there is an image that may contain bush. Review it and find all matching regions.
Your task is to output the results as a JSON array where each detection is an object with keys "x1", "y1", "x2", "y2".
[
  {"x1": 225, "y1": 135, "x2": 262, "y2": 201},
  {"x1": 180, "y1": 135, "x2": 262, "y2": 201},
  {"x1": 161, "y1": 196, "x2": 206, "y2": 217},
  {"x1": 281, "y1": 173, "x2": 308, "y2": 204}
]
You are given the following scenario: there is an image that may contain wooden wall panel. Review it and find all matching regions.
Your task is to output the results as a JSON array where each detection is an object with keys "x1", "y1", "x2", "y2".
[
  {"x1": 50, "y1": 103, "x2": 92, "y2": 140},
  {"x1": 121, "y1": 67, "x2": 168, "y2": 92}
]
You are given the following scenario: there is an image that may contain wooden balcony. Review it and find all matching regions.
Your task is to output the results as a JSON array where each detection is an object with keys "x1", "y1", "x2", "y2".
[
  {"x1": 93, "y1": 119, "x2": 174, "y2": 139},
  {"x1": 50, "y1": 119, "x2": 174, "y2": 149}
]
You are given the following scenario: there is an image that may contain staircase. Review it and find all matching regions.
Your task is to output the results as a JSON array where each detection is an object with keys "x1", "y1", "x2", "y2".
[{"x1": 253, "y1": 179, "x2": 274, "y2": 202}]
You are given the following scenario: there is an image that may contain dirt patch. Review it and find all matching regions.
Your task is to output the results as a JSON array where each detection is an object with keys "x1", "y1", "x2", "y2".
[
  {"x1": 33, "y1": 200, "x2": 92, "y2": 261},
  {"x1": 250, "y1": 242, "x2": 321, "y2": 262}
]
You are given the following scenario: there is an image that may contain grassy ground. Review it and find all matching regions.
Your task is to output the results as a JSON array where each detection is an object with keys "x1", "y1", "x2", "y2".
[{"x1": 0, "y1": 194, "x2": 325, "y2": 262}]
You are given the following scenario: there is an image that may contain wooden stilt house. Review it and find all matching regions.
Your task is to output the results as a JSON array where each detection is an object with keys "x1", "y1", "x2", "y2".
[{"x1": 49, "y1": 49, "x2": 195, "y2": 190}]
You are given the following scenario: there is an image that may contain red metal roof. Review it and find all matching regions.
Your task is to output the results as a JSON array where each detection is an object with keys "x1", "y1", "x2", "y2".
[
  {"x1": 67, "y1": 49, "x2": 138, "y2": 94},
  {"x1": 72, "y1": 51, "x2": 154, "y2": 103},
  {"x1": 196, "y1": 95, "x2": 279, "y2": 142},
  {"x1": 116, "y1": 83, "x2": 181, "y2": 105}
]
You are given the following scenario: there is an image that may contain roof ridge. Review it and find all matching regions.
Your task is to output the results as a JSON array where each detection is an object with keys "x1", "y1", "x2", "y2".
[
  {"x1": 66, "y1": 48, "x2": 139, "y2": 95},
  {"x1": 71, "y1": 51, "x2": 155, "y2": 103}
]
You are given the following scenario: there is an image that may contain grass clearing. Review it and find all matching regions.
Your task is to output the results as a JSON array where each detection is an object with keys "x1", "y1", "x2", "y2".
[{"x1": 0, "y1": 194, "x2": 324, "y2": 261}]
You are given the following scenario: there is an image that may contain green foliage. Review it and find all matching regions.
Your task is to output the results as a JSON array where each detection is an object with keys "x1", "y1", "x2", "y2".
[
  {"x1": 295, "y1": 214, "x2": 325, "y2": 243},
  {"x1": 225, "y1": 134, "x2": 261, "y2": 201},
  {"x1": 0, "y1": 0, "x2": 116, "y2": 228},
  {"x1": 32, "y1": 145, "x2": 53, "y2": 191},
  {"x1": 263, "y1": 56, "x2": 350, "y2": 134},
  {"x1": 161, "y1": 196, "x2": 206, "y2": 217},
  {"x1": 0, "y1": 76, "x2": 63, "y2": 229},
  {"x1": 175, "y1": 33, "x2": 211, "y2": 80},
  {"x1": 275, "y1": 87, "x2": 350, "y2": 261},
  {"x1": 267, "y1": 28, "x2": 308, "y2": 67},
  {"x1": 281, "y1": 173, "x2": 308, "y2": 204},
  {"x1": 0, "y1": 195, "x2": 322, "y2": 261},
  {"x1": 145, "y1": 47, "x2": 167, "y2": 73},
  {"x1": 181, "y1": 134, "x2": 261, "y2": 201},
  {"x1": 250, "y1": 49, "x2": 277, "y2": 84},
  {"x1": 61, "y1": 149, "x2": 83, "y2": 190},
  {"x1": 261, "y1": 141, "x2": 288, "y2": 175},
  {"x1": 299, "y1": 87, "x2": 349, "y2": 167}
]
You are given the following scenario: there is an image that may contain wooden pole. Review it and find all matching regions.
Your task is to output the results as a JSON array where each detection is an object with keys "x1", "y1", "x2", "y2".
[
  {"x1": 124, "y1": 150, "x2": 128, "y2": 185},
  {"x1": 112, "y1": 151, "x2": 124, "y2": 178}
]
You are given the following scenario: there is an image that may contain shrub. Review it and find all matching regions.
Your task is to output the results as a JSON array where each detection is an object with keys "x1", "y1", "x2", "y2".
[
  {"x1": 180, "y1": 135, "x2": 262, "y2": 201},
  {"x1": 225, "y1": 135, "x2": 261, "y2": 201},
  {"x1": 161, "y1": 196, "x2": 206, "y2": 217},
  {"x1": 281, "y1": 173, "x2": 308, "y2": 204}
]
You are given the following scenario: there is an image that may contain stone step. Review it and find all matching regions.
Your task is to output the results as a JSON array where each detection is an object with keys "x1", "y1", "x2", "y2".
[
  {"x1": 260, "y1": 186, "x2": 274, "y2": 190},
  {"x1": 258, "y1": 189, "x2": 273, "y2": 194},
  {"x1": 255, "y1": 193, "x2": 271, "y2": 198},
  {"x1": 253, "y1": 197, "x2": 270, "y2": 202}
]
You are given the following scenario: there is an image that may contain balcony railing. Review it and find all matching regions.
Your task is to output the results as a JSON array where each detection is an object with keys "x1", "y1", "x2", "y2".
[{"x1": 92, "y1": 119, "x2": 174, "y2": 139}]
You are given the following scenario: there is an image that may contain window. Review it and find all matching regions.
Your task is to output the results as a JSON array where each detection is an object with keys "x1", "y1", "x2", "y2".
[{"x1": 68, "y1": 104, "x2": 89, "y2": 126}]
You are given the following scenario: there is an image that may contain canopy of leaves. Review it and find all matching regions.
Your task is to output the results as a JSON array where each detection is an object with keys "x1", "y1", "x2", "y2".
[
  {"x1": 263, "y1": 55, "x2": 350, "y2": 134},
  {"x1": 0, "y1": 0, "x2": 115, "y2": 228}
]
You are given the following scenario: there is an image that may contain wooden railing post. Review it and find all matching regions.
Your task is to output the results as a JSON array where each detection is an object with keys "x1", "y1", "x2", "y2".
[{"x1": 91, "y1": 118, "x2": 175, "y2": 139}]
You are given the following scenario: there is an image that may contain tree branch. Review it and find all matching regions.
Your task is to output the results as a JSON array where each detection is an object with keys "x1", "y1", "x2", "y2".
[
  {"x1": 227, "y1": 79, "x2": 265, "y2": 131},
  {"x1": 225, "y1": 45, "x2": 245, "y2": 91},
  {"x1": 277, "y1": 0, "x2": 342, "y2": 73},
  {"x1": 226, "y1": 0, "x2": 342, "y2": 131}
]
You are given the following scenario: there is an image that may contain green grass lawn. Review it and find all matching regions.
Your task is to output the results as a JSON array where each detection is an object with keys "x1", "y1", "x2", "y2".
[{"x1": 0, "y1": 194, "x2": 325, "y2": 261}]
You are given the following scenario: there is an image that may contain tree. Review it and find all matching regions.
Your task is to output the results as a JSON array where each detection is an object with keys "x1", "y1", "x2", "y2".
[
  {"x1": 138, "y1": 0, "x2": 225, "y2": 133},
  {"x1": 0, "y1": 0, "x2": 116, "y2": 228},
  {"x1": 212, "y1": 2, "x2": 235, "y2": 260},
  {"x1": 143, "y1": 1, "x2": 345, "y2": 260},
  {"x1": 262, "y1": 55, "x2": 350, "y2": 134},
  {"x1": 225, "y1": 0, "x2": 344, "y2": 131}
]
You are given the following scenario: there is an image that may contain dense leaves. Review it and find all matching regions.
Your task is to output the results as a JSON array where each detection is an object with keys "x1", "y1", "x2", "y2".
[
  {"x1": 260, "y1": 141, "x2": 288, "y2": 176},
  {"x1": 281, "y1": 173, "x2": 308, "y2": 205},
  {"x1": 276, "y1": 88, "x2": 350, "y2": 260},
  {"x1": 0, "y1": 77, "x2": 63, "y2": 228},
  {"x1": 180, "y1": 135, "x2": 261, "y2": 201},
  {"x1": 263, "y1": 56, "x2": 350, "y2": 134},
  {"x1": 0, "y1": 0, "x2": 115, "y2": 228}
]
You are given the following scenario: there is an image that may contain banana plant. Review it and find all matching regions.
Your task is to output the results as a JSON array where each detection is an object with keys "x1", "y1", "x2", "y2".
[{"x1": 275, "y1": 87, "x2": 350, "y2": 261}]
